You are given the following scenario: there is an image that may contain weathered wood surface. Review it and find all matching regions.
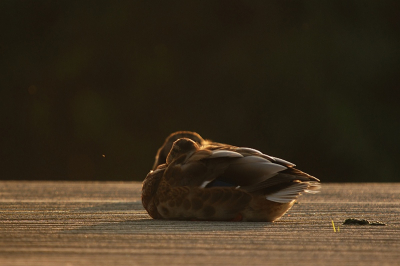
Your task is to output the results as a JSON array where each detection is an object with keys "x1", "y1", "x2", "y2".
[{"x1": 0, "y1": 181, "x2": 399, "y2": 266}]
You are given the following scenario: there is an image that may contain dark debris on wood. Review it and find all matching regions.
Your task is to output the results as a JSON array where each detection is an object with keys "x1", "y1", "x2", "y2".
[{"x1": 343, "y1": 218, "x2": 386, "y2": 226}]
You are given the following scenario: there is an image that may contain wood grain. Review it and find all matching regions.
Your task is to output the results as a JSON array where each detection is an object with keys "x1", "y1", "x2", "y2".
[{"x1": 1, "y1": 182, "x2": 399, "y2": 266}]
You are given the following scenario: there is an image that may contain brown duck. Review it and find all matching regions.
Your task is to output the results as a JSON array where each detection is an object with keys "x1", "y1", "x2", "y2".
[{"x1": 142, "y1": 131, "x2": 320, "y2": 222}]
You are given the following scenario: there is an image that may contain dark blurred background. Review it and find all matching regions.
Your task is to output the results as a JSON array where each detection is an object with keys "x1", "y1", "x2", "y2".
[{"x1": 1, "y1": 0, "x2": 399, "y2": 182}]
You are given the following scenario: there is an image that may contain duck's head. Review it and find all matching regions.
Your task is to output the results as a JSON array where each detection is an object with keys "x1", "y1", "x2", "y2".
[
  {"x1": 166, "y1": 138, "x2": 199, "y2": 165},
  {"x1": 153, "y1": 131, "x2": 204, "y2": 169}
]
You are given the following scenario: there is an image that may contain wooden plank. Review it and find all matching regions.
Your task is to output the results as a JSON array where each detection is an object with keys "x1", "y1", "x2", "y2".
[{"x1": 0, "y1": 182, "x2": 399, "y2": 266}]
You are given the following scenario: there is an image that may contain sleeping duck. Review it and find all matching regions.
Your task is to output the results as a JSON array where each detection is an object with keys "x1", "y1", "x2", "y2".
[{"x1": 142, "y1": 131, "x2": 320, "y2": 222}]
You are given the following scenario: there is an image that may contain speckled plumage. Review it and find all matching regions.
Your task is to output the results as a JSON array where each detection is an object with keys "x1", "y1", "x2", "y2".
[{"x1": 142, "y1": 131, "x2": 320, "y2": 222}]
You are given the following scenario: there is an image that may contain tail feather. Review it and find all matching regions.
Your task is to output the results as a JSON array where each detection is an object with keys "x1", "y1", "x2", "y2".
[{"x1": 266, "y1": 182, "x2": 320, "y2": 203}]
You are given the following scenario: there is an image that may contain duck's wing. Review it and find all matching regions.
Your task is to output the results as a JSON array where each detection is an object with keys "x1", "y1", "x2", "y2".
[
  {"x1": 213, "y1": 155, "x2": 287, "y2": 186},
  {"x1": 166, "y1": 147, "x2": 296, "y2": 188},
  {"x1": 199, "y1": 148, "x2": 320, "y2": 203}
]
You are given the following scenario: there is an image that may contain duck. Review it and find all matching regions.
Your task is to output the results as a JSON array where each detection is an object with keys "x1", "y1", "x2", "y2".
[{"x1": 142, "y1": 131, "x2": 320, "y2": 222}]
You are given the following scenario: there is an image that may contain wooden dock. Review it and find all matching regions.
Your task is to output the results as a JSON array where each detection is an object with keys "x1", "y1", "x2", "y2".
[{"x1": 0, "y1": 181, "x2": 399, "y2": 265}]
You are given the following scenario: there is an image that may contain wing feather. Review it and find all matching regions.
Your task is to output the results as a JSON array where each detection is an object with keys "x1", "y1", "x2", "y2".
[
  {"x1": 208, "y1": 150, "x2": 244, "y2": 158},
  {"x1": 266, "y1": 182, "x2": 320, "y2": 203},
  {"x1": 216, "y1": 156, "x2": 288, "y2": 186}
]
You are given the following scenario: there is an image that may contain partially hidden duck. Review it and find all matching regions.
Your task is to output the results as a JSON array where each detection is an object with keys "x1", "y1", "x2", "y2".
[{"x1": 142, "y1": 131, "x2": 320, "y2": 222}]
